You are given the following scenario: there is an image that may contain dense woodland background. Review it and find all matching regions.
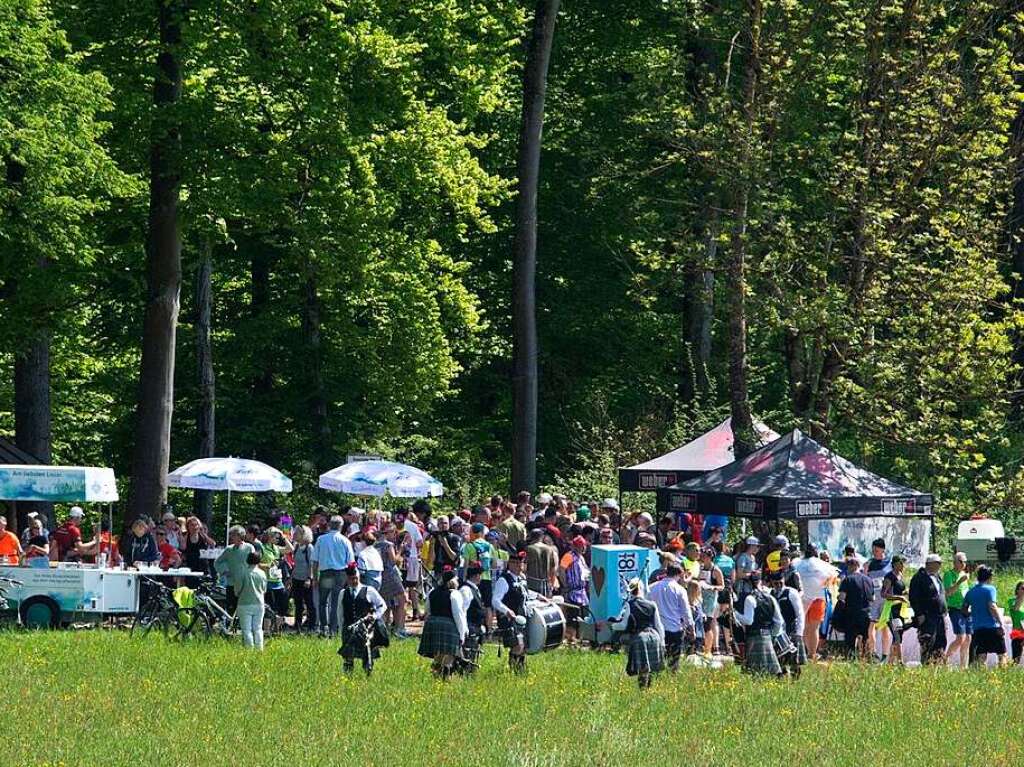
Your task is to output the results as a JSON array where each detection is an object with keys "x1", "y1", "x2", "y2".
[{"x1": 4, "y1": 0, "x2": 1024, "y2": 536}]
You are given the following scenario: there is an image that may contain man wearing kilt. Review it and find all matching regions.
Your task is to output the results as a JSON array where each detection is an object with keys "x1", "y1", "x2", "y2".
[
  {"x1": 337, "y1": 563, "x2": 389, "y2": 675},
  {"x1": 735, "y1": 571, "x2": 785, "y2": 678},
  {"x1": 456, "y1": 563, "x2": 488, "y2": 673},
  {"x1": 769, "y1": 569, "x2": 806, "y2": 678},
  {"x1": 606, "y1": 578, "x2": 666, "y2": 689},
  {"x1": 491, "y1": 548, "x2": 531, "y2": 673},
  {"x1": 418, "y1": 566, "x2": 468, "y2": 678}
]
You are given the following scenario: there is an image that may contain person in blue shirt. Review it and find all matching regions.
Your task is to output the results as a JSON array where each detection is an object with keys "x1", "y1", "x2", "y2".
[{"x1": 962, "y1": 565, "x2": 1007, "y2": 668}]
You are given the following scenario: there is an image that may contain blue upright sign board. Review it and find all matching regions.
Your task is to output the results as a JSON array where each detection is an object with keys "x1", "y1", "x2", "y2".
[{"x1": 588, "y1": 544, "x2": 656, "y2": 621}]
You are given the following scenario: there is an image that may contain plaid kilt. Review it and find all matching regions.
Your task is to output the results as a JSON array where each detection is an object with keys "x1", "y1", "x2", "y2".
[
  {"x1": 625, "y1": 628, "x2": 666, "y2": 676},
  {"x1": 744, "y1": 632, "x2": 782, "y2": 676},
  {"x1": 498, "y1": 616, "x2": 526, "y2": 649},
  {"x1": 418, "y1": 616, "x2": 462, "y2": 659}
]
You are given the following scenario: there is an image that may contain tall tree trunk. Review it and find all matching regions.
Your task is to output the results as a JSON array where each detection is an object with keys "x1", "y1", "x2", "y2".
[
  {"x1": 511, "y1": 0, "x2": 560, "y2": 495},
  {"x1": 14, "y1": 330, "x2": 52, "y2": 530},
  {"x1": 127, "y1": 0, "x2": 184, "y2": 522},
  {"x1": 302, "y1": 261, "x2": 332, "y2": 473},
  {"x1": 249, "y1": 243, "x2": 276, "y2": 465},
  {"x1": 726, "y1": 0, "x2": 762, "y2": 460},
  {"x1": 193, "y1": 245, "x2": 215, "y2": 524}
]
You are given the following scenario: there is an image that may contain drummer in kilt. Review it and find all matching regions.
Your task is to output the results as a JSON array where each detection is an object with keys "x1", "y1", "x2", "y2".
[
  {"x1": 491, "y1": 547, "x2": 531, "y2": 673},
  {"x1": 418, "y1": 566, "x2": 468, "y2": 679},
  {"x1": 768, "y1": 568, "x2": 807, "y2": 678},
  {"x1": 605, "y1": 578, "x2": 666, "y2": 689},
  {"x1": 734, "y1": 571, "x2": 786, "y2": 678},
  {"x1": 456, "y1": 562, "x2": 488, "y2": 673},
  {"x1": 337, "y1": 563, "x2": 389, "y2": 675}
]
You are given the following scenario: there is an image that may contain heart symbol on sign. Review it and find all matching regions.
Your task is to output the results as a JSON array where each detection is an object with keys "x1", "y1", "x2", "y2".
[{"x1": 592, "y1": 566, "x2": 606, "y2": 597}]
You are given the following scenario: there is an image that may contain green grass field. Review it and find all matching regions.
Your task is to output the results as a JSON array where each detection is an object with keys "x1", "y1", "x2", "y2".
[{"x1": 2, "y1": 627, "x2": 1024, "y2": 767}]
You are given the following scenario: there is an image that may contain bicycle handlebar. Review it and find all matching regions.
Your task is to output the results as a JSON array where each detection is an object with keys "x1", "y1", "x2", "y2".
[{"x1": 0, "y1": 577, "x2": 23, "y2": 586}]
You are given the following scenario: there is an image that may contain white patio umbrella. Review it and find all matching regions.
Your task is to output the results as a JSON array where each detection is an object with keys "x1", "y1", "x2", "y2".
[
  {"x1": 318, "y1": 459, "x2": 444, "y2": 498},
  {"x1": 167, "y1": 457, "x2": 292, "y2": 540}
]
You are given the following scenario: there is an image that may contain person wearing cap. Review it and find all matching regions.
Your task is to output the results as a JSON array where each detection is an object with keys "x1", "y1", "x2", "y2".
[
  {"x1": 736, "y1": 536, "x2": 760, "y2": 582},
  {"x1": 22, "y1": 516, "x2": 49, "y2": 567},
  {"x1": 837, "y1": 555, "x2": 874, "y2": 660},
  {"x1": 604, "y1": 577, "x2": 666, "y2": 689},
  {"x1": 525, "y1": 527, "x2": 558, "y2": 597},
  {"x1": 940, "y1": 551, "x2": 971, "y2": 668},
  {"x1": 734, "y1": 571, "x2": 786, "y2": 677},
  {"x1": 393, "y1": 507, "x2": 424, "y2": 623},
  {"x1": 0, "y1": 515, "x2": 23, "y2": 565},
  {"x1": 648, "y1": 563, "x2": 694, "y2": 672},
  {"x1": 559, "y1": 535, "x2": 591, "y2": 643},
  {"x1": 337, "y1": 563, "x2": 388, "y2": 674},
  {"x1": 159, "y1": 511, "x2": 182, "y2": 550},
  {"x1": 492, "y1": 547, "x2": 531, "y2": 672},
  {"x1": 768, "y1": 568, "x2": 806, "y2": 677},
  {"x1": 50, "y1": 506, "x2": 89, "y2": 562},
  {"x1": 418, "y1": 566, "x2": 468, "y2": 678},
  {"x1": 910, "y1": 552, "x2": 949, "y2": 665}
]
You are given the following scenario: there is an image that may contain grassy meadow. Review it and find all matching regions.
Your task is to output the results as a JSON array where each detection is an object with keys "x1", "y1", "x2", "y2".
[{"x1": 2, "y1": 627, "x2": 1024, "y2": 767}]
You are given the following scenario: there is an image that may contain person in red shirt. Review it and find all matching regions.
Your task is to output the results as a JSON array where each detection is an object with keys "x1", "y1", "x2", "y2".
[
  {"x1": 154, "y1": 529, "x2": 182, "y2": 570},
  {"x1": 50, "y1": 507, "x2": 90, "y2": 562},
  {"x1": 0, "y1": 516, "x2": 23, "y2": 565}
]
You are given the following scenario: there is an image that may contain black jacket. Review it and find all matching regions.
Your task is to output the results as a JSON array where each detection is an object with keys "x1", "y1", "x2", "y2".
[{"x1": 909, "y1": 568, "x2": 947, "y2": 618}]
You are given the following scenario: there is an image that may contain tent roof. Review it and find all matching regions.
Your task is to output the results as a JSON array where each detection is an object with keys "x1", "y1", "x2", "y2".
[
  {"x1": 656, "y1": 429, "x2": 933, "y2": 519},
  {"x1": 618, "y1": 417, "x2": 779, "y2": 491}
]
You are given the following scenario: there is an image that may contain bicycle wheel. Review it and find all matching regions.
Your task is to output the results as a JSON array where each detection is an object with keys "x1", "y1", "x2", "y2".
[
  {"x1": 131, "y1": 604, "x2": 170, "y2": 639},
  {"x1": 173, "y1": 608, "x2": 212, "y2": 641}
]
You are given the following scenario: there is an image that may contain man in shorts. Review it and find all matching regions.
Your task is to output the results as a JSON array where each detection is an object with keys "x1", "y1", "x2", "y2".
[
  {"x1": 864, "y1": 538, "x2": 892, "y2": 660},
  {"x1": 962, "y1": 565, "x2": 1007, "y2": 668}
]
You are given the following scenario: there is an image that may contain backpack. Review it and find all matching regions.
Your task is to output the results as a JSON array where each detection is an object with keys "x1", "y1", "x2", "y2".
[{"x1": 471, "y1": 540, "x2": 492, "y2": 572}]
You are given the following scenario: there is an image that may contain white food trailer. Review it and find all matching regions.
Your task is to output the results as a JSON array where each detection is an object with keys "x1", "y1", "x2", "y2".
[{"x1": 0, "y1": 464, "x2": 137, "y2": 627}]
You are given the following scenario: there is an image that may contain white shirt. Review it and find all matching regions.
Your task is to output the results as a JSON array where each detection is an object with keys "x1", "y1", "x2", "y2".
[
  {"x1": 735, "y1": 591, "x2": 786, "y2": 636},
  {"x1": 794, "y1": 556, "x2": 838, "y2": 603},
  {"x1": 491, "y1": 572, "x2": 526, "y2": 618},
  {"x1": 357, "y1": 545, "x2": 383, "y2": 575},
  {"x1": 403, "y1": 519, "x2": 423, "y2": 560},
  {"x1": 455, "y1": 585, "x2": 479, "y2": 640},
  {"x1": 648, "y1": 577, "x2": 693, "y2": 634}
]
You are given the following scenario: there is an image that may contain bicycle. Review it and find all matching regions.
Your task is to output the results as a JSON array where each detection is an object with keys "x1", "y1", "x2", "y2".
[
  {"x1": 179, "y1": 579, "x2": 281, "y2": 641},
  {"x1": 131, "y1": 577, "x2": 180, "y2": 638}
]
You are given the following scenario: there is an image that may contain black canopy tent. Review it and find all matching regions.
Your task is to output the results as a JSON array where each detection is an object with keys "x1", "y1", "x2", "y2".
[
  {"x1": 618, "y1": 417, "x2": 779, "y2": 492},
  {"x1": 656, "y1": 429, "x2": 934, "y2": 521}
]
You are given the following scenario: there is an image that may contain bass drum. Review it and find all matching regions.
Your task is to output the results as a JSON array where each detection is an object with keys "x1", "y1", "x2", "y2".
[{"x1": 526, "y1": 602, "x2": 565, "y2": 654}]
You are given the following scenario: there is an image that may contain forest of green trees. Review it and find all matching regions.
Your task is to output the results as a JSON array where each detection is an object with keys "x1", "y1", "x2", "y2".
[{"x1": 3, "y1": 0, "x2": 1024, "y2": 534}]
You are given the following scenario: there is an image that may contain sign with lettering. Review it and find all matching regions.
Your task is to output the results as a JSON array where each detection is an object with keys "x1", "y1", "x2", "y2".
[
  {"x1": 735, "y1": 497, "x2": 765, "y2": 517},
  {"x1": 638, "y1": 472, "x2": 678, "y2": 490},
  {"x1": 669, "y1": 493, "x2": 696, "y2": 512},
  {"x1": 796, "y1": 499, "x2": 831, "y2": 519},
  {"x1": 880, "y1": 498, "x2": 916, "y2": 515}
]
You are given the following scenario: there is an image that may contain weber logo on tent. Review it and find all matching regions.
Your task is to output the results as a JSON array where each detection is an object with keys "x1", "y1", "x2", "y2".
[
  {"x1": 796, "y1": 499, "x2": 831, "y2": 519},
  {"x1": 735, "y1": 497, "x2": 764, "y2": 516},
  {"x1": 670, "y1": 493, "x2": 696, "y2": 511},
  {"x1": 881, "y1": 498, "x2": 915, "y2": 515},
  {"x1": 639, "y1": 472, "x2": 678, "y2": 490}
]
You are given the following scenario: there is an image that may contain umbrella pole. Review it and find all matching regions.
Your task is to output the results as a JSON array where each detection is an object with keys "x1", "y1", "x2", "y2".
[{"x1": 226, "y1": 489, "x2": 232, "y2": 543}]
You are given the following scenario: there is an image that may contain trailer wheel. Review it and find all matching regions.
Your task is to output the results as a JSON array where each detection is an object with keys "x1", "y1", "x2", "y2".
[{"x1": 19, "y1": 596, "x2": 61, "y2": 629}]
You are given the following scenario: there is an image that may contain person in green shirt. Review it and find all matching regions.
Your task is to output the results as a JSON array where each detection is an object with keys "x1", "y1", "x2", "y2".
[
  {"x1": 1007, "y1": 580, "x2": 1024, "y2": 665},
  {"x1": 214, "y1": 526, "x2": 255, "y2": 615},
  {"x1": 236, "y1": 551, "x2": 269, "y2": 650},
  {"x1": 943, "y1": 552, "x2": 972, "y2": 668},
  {"x1": 463, "y1": 523, "x2": 498, "y2": 628}
]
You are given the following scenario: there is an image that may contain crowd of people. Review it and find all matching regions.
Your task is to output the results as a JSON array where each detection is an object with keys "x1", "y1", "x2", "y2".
[{"x1": 4, "y1": 491, "x2": 1022, "y2": 683}]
